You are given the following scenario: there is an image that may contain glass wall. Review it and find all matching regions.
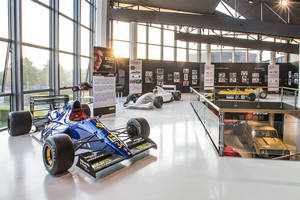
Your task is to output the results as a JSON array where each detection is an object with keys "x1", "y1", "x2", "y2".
[
  {"x1": 0, "y1": 0, "x2": 95, "y2": 128},
  {"x1": 0, "y1": 0, "x2": 11, "y2": 128},
  {"x1": 111, "y1": 20, "x2": 289, "y2": 65}
]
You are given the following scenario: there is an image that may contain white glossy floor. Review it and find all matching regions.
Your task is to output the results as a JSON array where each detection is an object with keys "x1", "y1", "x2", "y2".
[{"x1": 1, "y1": 94, "x2": 300, "y2": 200}]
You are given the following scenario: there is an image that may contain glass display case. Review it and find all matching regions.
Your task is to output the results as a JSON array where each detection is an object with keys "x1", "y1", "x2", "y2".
[{"x1": 190, "y1": 86, "x2": 300, "y2": 160}]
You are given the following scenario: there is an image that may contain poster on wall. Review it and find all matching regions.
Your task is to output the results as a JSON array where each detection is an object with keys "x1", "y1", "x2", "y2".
[
  {"x1": 93, "y1": 47, "x2": 115, "y2": 74},
  {"x1": 174, "y1": 72, "x2": 180, "y2": 83},
  {"x1": 183, "y1": 68, "x2": 189, "y2": 74},
  {"x1": 229, "y1": 73, "x2": 237, "y2": 83},
  {"x1": 145, "y1": 71, "x2": 153, "y2": 83},
  {"x1": 183, "y1": 81, "x2": 189, "y2": 86},
  {"x1": 157, "y1": 68, "x2": 164, "y2": 86},
  {"x1": 93, "y1": 76, "x2": 116, "y2": 116},
  {"x1": 192, "y1": 80, "x2": 198, "y2": 85},
  {"x1": 229, "y1": 78, "x2": 237, "y2": 83},
  {"x1": 184, "y1": 74, "x2": 189, "y2": 81},
  {"x1": 204, "y1": 64, "x2": 214, "y2": 90},
  {"x1": 268, "y1": 64, "x2": 279, "y2": 91},
  {"x1": 129, "y1": 60, "x2": 142, "y2": 94},
  {"x1": 192, "y1": 70, "x2": 197, "y2": 75},
  {"x1": 294, "y1": 73, "x2": 299, "y2": 85},
  {"x1": 252, "y1": 73, "x2": 260, "y2": 83},
  {"x1": 168, "y1": 74, "x2": 173, "y2": 81}
]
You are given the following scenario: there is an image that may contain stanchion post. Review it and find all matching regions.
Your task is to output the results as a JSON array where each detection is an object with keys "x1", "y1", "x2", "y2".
[{"x1": 219, "y1": 112, "x2": 224, "y2": 156}]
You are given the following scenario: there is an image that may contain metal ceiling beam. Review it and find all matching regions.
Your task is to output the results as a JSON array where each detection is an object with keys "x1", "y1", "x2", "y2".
[
  {"x1": 175, "y1": 33, "x2": 299, "y2": 54},
  {"x1": 109, "y1": 8, "x2": 300, "y2": 38}
]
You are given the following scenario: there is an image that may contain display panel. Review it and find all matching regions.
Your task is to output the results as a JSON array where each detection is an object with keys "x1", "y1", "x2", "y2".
[{"x1": 93, "y1": 47, "x2": 115, "y2": 74}]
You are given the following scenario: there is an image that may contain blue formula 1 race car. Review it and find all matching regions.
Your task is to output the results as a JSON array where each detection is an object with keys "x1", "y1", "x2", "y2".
[{"x1": 8, "y1": 100, "x2": 157, "y2": 178}]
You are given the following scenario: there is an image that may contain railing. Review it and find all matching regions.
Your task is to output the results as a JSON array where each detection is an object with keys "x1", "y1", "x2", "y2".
[
  {"x1": 190, "y1": 87, "x2": 223, "y2": 155},
  {"x1": 192, "y1": 85, "x2": 299, "y2": 108}
]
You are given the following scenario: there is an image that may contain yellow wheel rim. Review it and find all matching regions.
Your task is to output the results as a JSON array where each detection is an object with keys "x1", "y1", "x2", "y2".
[{"x1": 45, "y1": 146, "x2": 52, "y2": 166}]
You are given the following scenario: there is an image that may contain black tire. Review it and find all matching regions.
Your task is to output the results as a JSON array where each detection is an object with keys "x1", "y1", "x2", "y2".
[
  {"x1": 259, "y1": 91, "x2": 267, "y2": 99},
  {"x1": 153, "y1": 96, "x2": 163, "y2": 108},
  {"x1": 81, "y1": 104, "x2": 91, "y2": 117},
  {"x1": 42, "y1": 134, "x2": 75, "y2": 175},
  {"x1": 124, "y1": 94, "x2": 138, "y2": 105},
  {"x1": 8, "y1": 111, "x2": 32, "y2": 136},
  {"x1": 126, "y1": 118, "x2": 150, "y2": 138},
  {"x1": 172, "y1": 91, "x2": 181, "y2": 101},
  {"x1": 248, "y1": 93, "x2": 256, "y2": 101}
]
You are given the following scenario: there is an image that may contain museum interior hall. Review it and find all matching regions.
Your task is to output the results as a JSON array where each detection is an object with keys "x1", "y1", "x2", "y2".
[{"x1": 1, "y1": 0, "x2": 300, "y2": 199}]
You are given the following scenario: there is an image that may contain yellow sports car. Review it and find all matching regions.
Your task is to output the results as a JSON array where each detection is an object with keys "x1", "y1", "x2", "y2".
[
  {"x1": 214, "y1": 87, "x2": 267, "y2": 101},
  {"x1": 242, "y1": 121, "x2": 290, "y2": 158}
]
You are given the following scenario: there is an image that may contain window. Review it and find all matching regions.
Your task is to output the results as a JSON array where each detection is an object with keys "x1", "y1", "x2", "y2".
[
  {"x1": 59, "y1": 53, "x2": 74, "y2": 87},
  {"x1": 222, "y1": 46, "x2": 233, "y2": 63},
  {"x1": 81, "y1": 57, "x2": 90, "y2": 82},
  {"x1": 211, "y1": 45, "x2": 221, "y2": 63},
  {"x1": 113, "y1": 21, "x2": 130, "y2": 58},
  {"x1": 137, "y1": 25, "x2": 146, "y2": 43},
  {"x1": 137, "y1": 43, "x2": 146, "y2": 59},
  {"x1": 148, "y1": 45, "x2": 161, "y2": 60},
  {"x1": 248, "y1": 50, "x2": 260, "y2": 63},
  {"x1": 164, "y1": 29, "x2": 174, "y2": 46},
  {"x1": 262, "y1": 51, "x2": 271, "y2": 63},
  {"x1": 81, "y1": 0, "x2": 90, "y2": 28},
  {"x1": 59, "y1": 16, "x2": 74, "y2": 53},
  {"x1": 177, "y1": 48, "x2": 186, "y2": 62},
  {"x1": 235, "y1": 48, "x2": 247, "y2": 63},
  {"x1": 149, "y1": 26, "x2": 161, "y2": 45},
  {"x1": 113, "y1": 21, "x2": 129, "y2": 41},
  {"x1": 113, "y1": 41, "x2": 129, "y2": 58},
  {"x1": 23, "y1": 46, "x2": 50, "y2": 91},
  {"x1": 0, "y1": 41, "x2": 11, "y2": 92},
  {"x1": 22, "y1": 0, "x2": 50, "y2": 47},
  {"x1": 276, "y1": 52, "x2": 287, "y2": 63},
  {"x1": 0, "y1": 0, "x2": 8, "y2": 38},
  {"x1": 81, "y1": 27, "x2": 90, "y2": 57},
  {"x1": 189, "y1": 50, "x2": 198, "y2": 62},
  {"x1": 59, "y1": 0, "x2": 74, "y2": 18},
  {"x1": 164, "y1": 47, "x2": 174, "y2": 61}
]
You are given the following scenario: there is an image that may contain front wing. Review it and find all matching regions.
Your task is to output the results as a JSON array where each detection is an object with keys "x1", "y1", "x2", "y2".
[{"x1": 76, "y1": 137, "x2": 157, "y2": 178}]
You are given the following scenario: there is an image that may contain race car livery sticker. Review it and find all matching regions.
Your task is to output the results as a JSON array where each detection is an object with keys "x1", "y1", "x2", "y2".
[{"x1": 136, "y1": 142, "x2": 151, "y2": 150}]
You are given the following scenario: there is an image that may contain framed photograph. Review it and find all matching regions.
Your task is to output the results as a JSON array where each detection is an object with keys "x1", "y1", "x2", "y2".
[
  {"x1": 218, "y1": 72, "x2": 226, "y2": 78},
  {"x1": 192, "y1": 75, "x2": 198, "y2": 80},
  {"x1": 252, "y1": 73, "x2": 260, "y2": 78},
  {"x1": 145, "y1": 71, "x2": 153, "y2": 76},
  {"x1": 192, "y1": 80, "x2": 198, "y2": 85},
  {"x1": 145, "y1": 77, "x2": 153, "y2": 83},
  {"x1": 168, "y1": 74, "x2": 173, "y2": 81},
  {"x1": 183, "y1": 68, "x2": 189, "y2": 74},
  {"x1": 174, "y1": 72, "x2": 180, "y2": 83},
  {"x1": 230, "y1": 72, "x2": 237, "y2": 78},
  {"x1": 218, "y1": 78, "x2": 226, "y2": 83},
  {"x1": 183, "y1": 81, "x2": 189, "y2": 86},
  {"x1": 252, "y1": 78, "x2": 260, "y2": 83},
  {"x1": 192, "y1": 70, "x2": 197, "y2": 75},
  {"x1": 184, "y1": 74, "x2": 189, "y2": 81},
  {"x1": 241, "y1": 71, "x2": 248, "y2": 76},
  {"x1": 230, "y1": 78, "x2": 237, "y2": 83},
  {"x1": 242, "y1": 76, "x2": 248, "y2": 83}
]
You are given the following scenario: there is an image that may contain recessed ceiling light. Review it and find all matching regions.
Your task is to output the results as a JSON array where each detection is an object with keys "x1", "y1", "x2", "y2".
[{"x1": 248, "y1": 0, "x2": 254, "y2": 4}]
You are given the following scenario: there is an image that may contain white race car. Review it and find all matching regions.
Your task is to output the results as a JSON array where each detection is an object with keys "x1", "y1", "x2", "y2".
[
  {"x1": 123, "y1": 86, "x2": 181, "y2": 110},
  {"x1": 123, "y1": 93, "x2": 163, "y2": 109},
  {"x1": 154, "y1": 86, "x2": 181, "y2": 102}
]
